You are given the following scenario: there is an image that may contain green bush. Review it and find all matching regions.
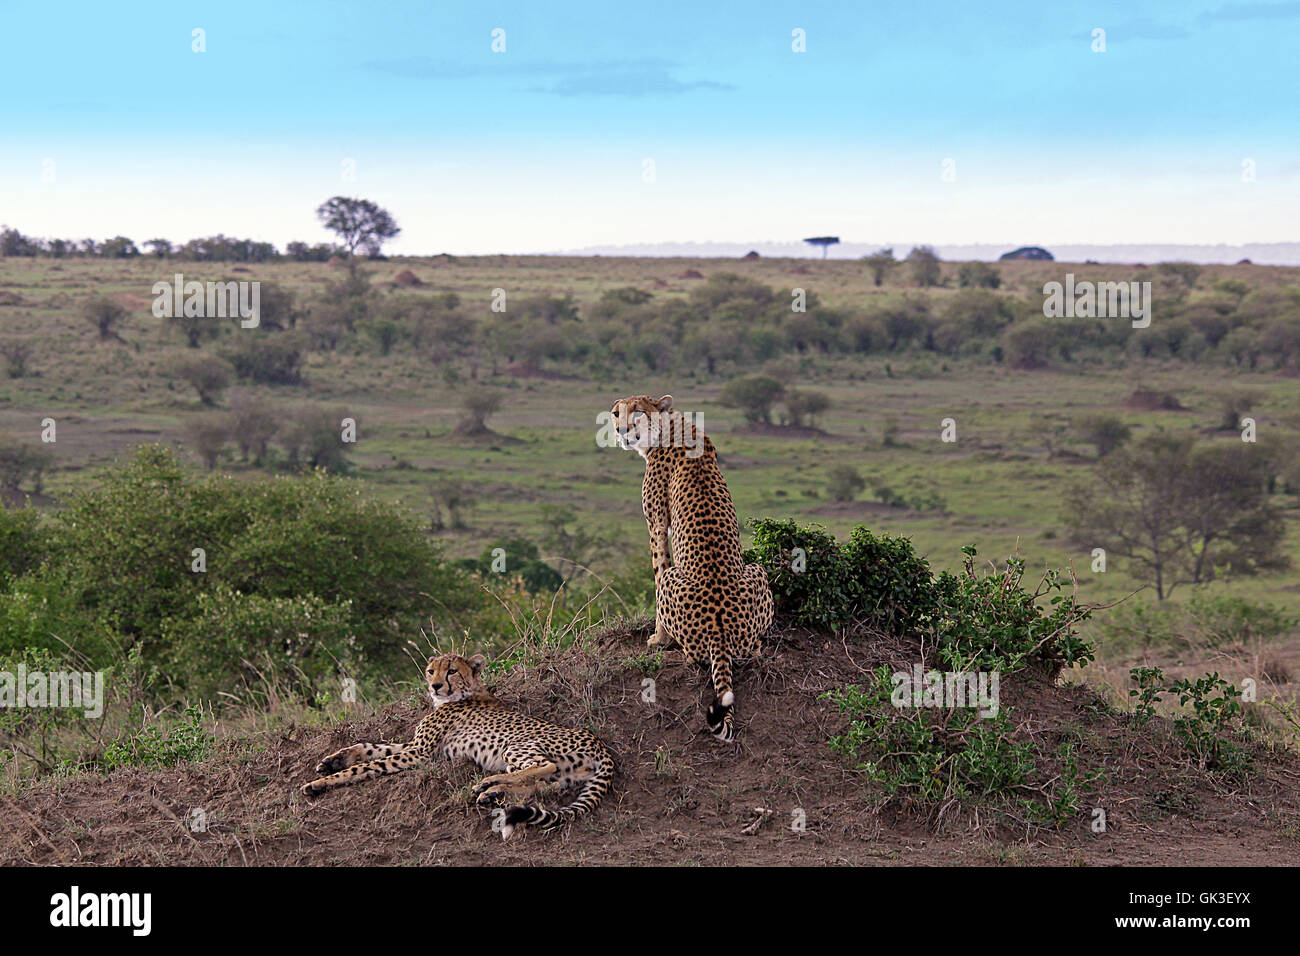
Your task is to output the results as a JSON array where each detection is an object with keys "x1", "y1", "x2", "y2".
[
  {"x1": 841, "y1": 526, "x2": 939, "y2": 636},
  {"x1": 930, "y1": 548, "x2": 1094, "y2": 672},
  {"x1": 16, "y1": 444, "x2": 474, "y2": 694},
  {"x1": 747, "y1": 521, "x2": 1094, "y2": 672},
  {"x1": 744, "y1": 519, "x2": 855, "y2": 630},
  {"x1": 101, "y1": 703, "x2": 213, "y2": 771},
  {"x1": 0, "y1": 505, "x2": 41, "y2": 587},
  {"x1": 158, "y1": 587, "x2": 357, "y2": 701}
]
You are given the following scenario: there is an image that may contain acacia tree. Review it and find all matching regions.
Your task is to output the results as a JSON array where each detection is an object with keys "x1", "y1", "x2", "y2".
[
  {"x1": 1065, "y1": 434, "x2": 1288, "y2": 599},
  {"x1": 803, "y1": 236, "x2": 840, "y2": 259},
  {"x1": 315, "y1": 197, "x2": 401, "y2": 257},
  {"x1": 720, "y1": 375, "x2": 784, "y2": 425}
]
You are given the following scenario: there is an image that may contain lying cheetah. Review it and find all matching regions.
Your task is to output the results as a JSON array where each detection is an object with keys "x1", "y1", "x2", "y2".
[
  {"x1": 609, "y1": 393, "x2": 774, "y2": 742},
  {"x1": 300, "y1": 652, "x2": 613, "y2": 838}
]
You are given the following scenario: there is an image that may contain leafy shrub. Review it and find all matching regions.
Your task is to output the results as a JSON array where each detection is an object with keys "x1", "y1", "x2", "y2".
[
  {"x1": 0, "y1": 506, "x2": 41, "y2": 586},
  {"x1": 158, "y1": 587, "x2": 357, "y2": 701},
  {"x1": 101, "y1": 704, "x2": 213, "y2": 771},
  {"x1": 747, "y1": 521, "x2": 1094, "y2": 673},
  {"x1": 744, "y1": 519, "x2": 855, "y2": 630},
  {"x1": 826, "y1": 465, "x2": 864, "y2": 502},
  {"x1": 224, "y1": 336, "x2": 304, "y2": 385},
  {"x1": 19, "y1": 445, "x2": 474, "y2": 693},
  {"x1": 1127, "y1": 666, "x2": 1251, "y2": 779},
  {"x1": 930, "y1": 548, "x2": 1094, "y2": 672},
  {"x1": 825, "y1": 668, "x2": 1035, "y2": 804},
  {"x1": 841, "y1": 526, "x2": 938, "y2": 635}
]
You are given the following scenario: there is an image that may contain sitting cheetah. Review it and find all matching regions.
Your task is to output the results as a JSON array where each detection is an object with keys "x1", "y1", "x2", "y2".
[
  {"x1": 300, "y1": 652, "x2": 613, "y2": 838},
  {"x1": 609, "y1": 394, "x2": 774, "y2": 742}
]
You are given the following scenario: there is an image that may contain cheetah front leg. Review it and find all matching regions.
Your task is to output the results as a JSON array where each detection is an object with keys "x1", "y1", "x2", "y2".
[
  {"x1": 312, "y1": 741, "x2": 410, "y2": 775},
  {"x1": 644, "y1": 460, "x2": 675, "y2": 648},
  {"x1": 301, "y1": 717, "x2": 435, "y2": 796}
]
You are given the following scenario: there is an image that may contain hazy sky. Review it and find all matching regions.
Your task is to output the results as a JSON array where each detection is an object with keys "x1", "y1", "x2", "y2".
[{"x1": 2, "y1": 0, "x2": 1297, "y2": 254}]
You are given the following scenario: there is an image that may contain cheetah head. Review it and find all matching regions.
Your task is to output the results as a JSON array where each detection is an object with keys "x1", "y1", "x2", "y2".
[
  {"x1": 609, "y1": 394, "x2": 673, "y2": 458},
  {"x1": 425, "y1": 653, "x2": 489, "y2": 706}
]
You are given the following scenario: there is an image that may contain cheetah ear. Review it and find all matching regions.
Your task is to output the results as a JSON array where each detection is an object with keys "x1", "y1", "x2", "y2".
[
  {"x1": 468, "y1": 654, "x2": 487, "y2": 675},
  {"x1": 656, "y1": 395, "x2": 673, "y2": 412}
]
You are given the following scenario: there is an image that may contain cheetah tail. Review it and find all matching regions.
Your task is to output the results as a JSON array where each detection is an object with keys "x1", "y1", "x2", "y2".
[
  {"x1": 500, "y1": 757, "x2": 613, "y2": 838},
  {"x1": 705, "y1": 649, "x2": 736, "y2": 743}
]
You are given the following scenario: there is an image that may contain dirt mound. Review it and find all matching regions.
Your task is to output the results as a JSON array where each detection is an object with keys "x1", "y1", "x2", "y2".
[
  {"x1": 792, "y1": 265, "x2": 812, "y2": 275},
  {"x1": 4, "y1": 622, "x2": 1298, "y2": 866},
  {"x1": 679, "y1": 269, "x2": 704, "y2": 279},
  {"x1": 742, "y1": 251, "x2": 761, "y2": 260},
  {"x1": 393, "y1": 269, "x2": 423, "y2": 287}
]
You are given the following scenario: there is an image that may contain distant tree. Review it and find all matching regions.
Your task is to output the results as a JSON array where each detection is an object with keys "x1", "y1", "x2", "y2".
[
  {"x1": 538, "y1": 503, "x2": 608, "y2": 579},
  {"x1": 863, "y1": 248, "x2": 896, "y2": 286},
  {"x1": 226, "y1": 388, "x2": 278, "y2": 464},
  {"x1": 1074, "y1": 414, "x2": 1132, "y2": 457},
  {"x1": 0, "y1": 340, "x2": 33, "y2": 378},
  {"x1": 454, "y1": 387, "x2": 503, "y2": 436},
  {"x1": 1001, "y1": 320, "x2": 1057, "y2": 369},
  {"x1": 287, "y1": 241, "x2": 336, "y2": 262},
  {"x1": 81, "y1": 295, "x2": 128, "y2": 343},
  {"x1": 224, "y1": 337, "x2": 304, "y2": 385},
  {"x1": 783, "y1": 388, "x2": 831, "y2": 428},
  {"x1": 363, "y1": 318, "x2": 403, "y2": 356},
  {"x1": 827, "y1": 464, "x2": 865, "y2": 502},
  {"x1": 315, "y1": 197, "x2": 401, "y2": 257},
  {"x1": 256, "y1": 282, "x2": 301, "y2": 331},
  {"x1": 0, "y1": 436, "x2": 54, "y2": 494},
  {"x1": 720, "y1": 375, "x2": 784, "y2": 425},
  {"x1": 430, "y1": 477, "x2": 477, "y2": 531},
  {"x1": 957, "y1": 261, "x2": 1002, "y2": 289},
  {"x1": 1065, "y1": 434, "x2": 1288, "y2": 600},
  {"x1": 184, "y1": 414, "x2": 234, "y2": 469},
  {"x1": 1215, "y1": 388, "x2": 1261, "y2": 431},
  {"x1": 99, "y1": 236, "x2": 139, "y2": 258},
  {"x1": 1156, "y1": 261, "x2": 1202, "y2": 292},
  {"x1": 803, "y1": 236, "x2": 840, "y2": 259},
  {"x1": 907, "y1": 246, "x2": 942, "y2": 287},
  {"x1": 170, "y1": 355, "x2": 233, "y2": 406},
  {"x1": 0, "y1": 228, "x2": 39, "y2": 257},
  {"x1": 279, "y1": 404, "x2": 351, "y2": 472},
  {"x1": 144, "y1": 238, "x2": 174, "y2": 258}
]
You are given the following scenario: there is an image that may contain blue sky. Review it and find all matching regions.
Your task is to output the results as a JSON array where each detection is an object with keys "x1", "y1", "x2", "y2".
[{"x1": 2, "y1": 0, "x2": 1297, "y2": 253}]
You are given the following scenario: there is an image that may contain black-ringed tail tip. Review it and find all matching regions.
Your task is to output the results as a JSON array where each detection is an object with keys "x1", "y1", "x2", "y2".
[{"x1": 706, "y1": 699, "x2": 735, "y2": 742}]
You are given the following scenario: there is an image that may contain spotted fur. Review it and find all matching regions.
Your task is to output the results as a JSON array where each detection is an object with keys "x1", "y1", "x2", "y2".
[
  {"x1": 610, "y1": 394, "x2": 774, "y2": 742},
  {"x1": 300, "y1": 653, "x2": 613, "y2": 838}
]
